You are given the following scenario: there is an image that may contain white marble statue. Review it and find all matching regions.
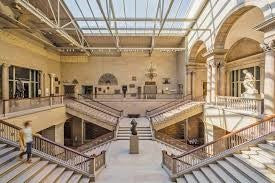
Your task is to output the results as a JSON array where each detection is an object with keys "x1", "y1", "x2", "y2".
[{"x1": 241, "y1": 69, "x2": 259, "y2": 98}]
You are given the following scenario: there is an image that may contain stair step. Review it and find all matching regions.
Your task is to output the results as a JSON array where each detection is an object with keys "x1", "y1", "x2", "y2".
[
  {"x1": 234, "y1": 153, "x2": 275, "y2": 182},
  {"x1": 258, "y1": 144, "x2": 275, "y2": 153},
  {"x1": 117, "y1": 134, "x2": 152, "y2": 137},
  {"x1": 266, "y1": 140, "x2": 275, "y2": 147},
  {"x1": 192, "y1": 170, "x2": 209, "y2": 183},
  {"x1": 176, "y1": 178, "x2": 187, "y2": 183},
  {"x1": 0, "y1": 159, "x2": 23, "y2": 176},
  {"x1": 0, "y1": 147, "x2": 15, "y2": 158},
  {"x1": 56, "y1": 170, "x2": 74, "y2": 183},
  {"x1": 10, "y1": 160, "x2": 49, "y2": 183},
  {"x1": 68, "y1": 174, "x2": 82, "y2": 183},
  {"x1": 118, "y1": 131, "x2": 151, "y2": 134},
  {"x1": 225, "y1": 157, "x2": 269, "y2": 183},
  {"x1": 249, "y1": 147, "x2": 275, "y2": 160},
  {"x1": 43, "y1": 167, "x2": 66, "y2": 183},
  {"x1": 184, "y1": 174, "x2": 198, "y2": 183},
  {"x1": 28, "y1": 164, "x2": 58, "y2": 183},
  {"x1": 0, "y1": 157, "x2": 40, "y2": 183},
  {"x1": 200, "y1": 167, "x2": 222, "y2": 183},
  {"x1": 217, "y1": 160, "x2": 252, "y2": 183},
  {"x1": 0, "y1": 144, "x2": 7, "y2": 150},
  {"x1": 79, "y1": 177, "x2": 90, "y2": 183},
  {"x1": 117, "y1": 137, "x2": 152, "y2": 140},
  {"x1": 0, "y1": 151, "x2": 21, "y2": 167},
  {"x1": 208, "y1": 163, "x2": 237, "y2": 183}
]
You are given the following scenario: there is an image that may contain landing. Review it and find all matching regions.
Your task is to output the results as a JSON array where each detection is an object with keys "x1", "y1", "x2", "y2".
[
  {"x1": 96, "y1": 118, "x2": 172, "y2": 183},
  {"x1": 119, "y1": 117, "x2": 150, "y2": 127}
]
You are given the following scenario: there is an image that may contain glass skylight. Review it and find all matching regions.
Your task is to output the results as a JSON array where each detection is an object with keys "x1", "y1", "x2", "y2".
[{"x1": 64, "y1": 0, "x2": 201, "y2": 36}]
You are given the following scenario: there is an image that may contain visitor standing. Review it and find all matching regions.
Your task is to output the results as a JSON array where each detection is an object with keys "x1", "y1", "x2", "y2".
[{"x1": 19, "y1": 121, "x2": 33, "y2": 163}]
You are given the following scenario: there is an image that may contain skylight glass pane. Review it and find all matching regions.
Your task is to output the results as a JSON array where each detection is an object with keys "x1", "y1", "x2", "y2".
[
  {"x1": 136, "y1": 0, "x2": 147, "y2": 18},
  {"x1": 64, "y1": 0, "x2": 82, "y2": 17},
  {"x1": 124, "y1": 0, "x2": 135, "y2": 17},
  {"x1": 112, "y1": 0, "x2": 125, "y2": 18},
  {"x1": 147, "y1": 0, "x2": 159, "y2": 18}
]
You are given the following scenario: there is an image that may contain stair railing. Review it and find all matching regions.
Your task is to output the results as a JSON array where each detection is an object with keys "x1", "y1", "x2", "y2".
[
  {"x1": 162, "y1": 115, "x2": 275, "y2": 177},
  {"x1": 0, "y1": 120, "x2": 106, "y2": 177},
  {"x1": 78, "y1": 94, "x2": 123, "y2": 117},
  {"x1": 146, "y1": 94, "x2": 192, "y2": 117},
  {"x1": 76, "y1": 131, "x2": 114, "y2": 152}
]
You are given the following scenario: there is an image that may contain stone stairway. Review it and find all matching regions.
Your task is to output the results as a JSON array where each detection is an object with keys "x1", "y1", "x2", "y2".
[
  {"x1": 176, "y1": 140, "x2": 275, "y2": 183},
  {"x1": 117, "y1": 126, "x2": 153, "y2": 140},
  {"x1": 0, "y1": 143, "x2": 91, "y2": 183},
  {"x1": 84, "y1": 141, "x2": 112, "y2": 156}
]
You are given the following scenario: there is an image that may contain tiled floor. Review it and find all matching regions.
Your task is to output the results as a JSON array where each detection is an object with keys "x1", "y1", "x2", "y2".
[{"x1": 96, "y1": 118, "x2": 172, "y2": 183}]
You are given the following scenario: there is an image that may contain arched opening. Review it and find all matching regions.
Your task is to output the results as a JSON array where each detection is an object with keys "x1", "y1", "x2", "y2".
[
  {"x1": 213, "y1": 6, "x2": 265, "y2": 97},
  {"x1": 187, "y1": 41, "x2": 208, "y2": 98},
  {"x1": 98, "y1": 73, "x2": 118, "y2": 86}
]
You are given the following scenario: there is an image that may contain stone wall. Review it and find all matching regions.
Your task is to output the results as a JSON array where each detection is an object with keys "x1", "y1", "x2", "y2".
[{"x1": 159, "y1": 120, "x2": 185, "y2": 139}]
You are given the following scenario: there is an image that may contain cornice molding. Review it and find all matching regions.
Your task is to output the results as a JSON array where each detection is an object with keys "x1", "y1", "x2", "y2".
[
  {"x1": 254, "y1": 17, "x2": 275, "y2": 32},
  {"x1": 0, "y1": 30, "x2": 60, "y2": 62}
]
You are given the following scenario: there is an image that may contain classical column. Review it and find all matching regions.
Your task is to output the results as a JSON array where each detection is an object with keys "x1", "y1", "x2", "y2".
[
  {"x1": 219, "y1": 63, "x2": 226, "y2": 96},
  {"x1": 210, "y1": 61, "x2": 217, "y2": 104},
  {"x1": 39, "y1": 71, "x2": 44, "y2": 97},
  {"x1": 262, "y1": 40, "x2": 275, "y2": 114},
  {"x1": 49, "y1": 73, "x2": 56, "y2": 96},
  {"x1": 2, "y1": 64, "x2": 9, "y2": 113},
  {"x1": 206, "y1": 63, "x2": 211, "y2": 103}
]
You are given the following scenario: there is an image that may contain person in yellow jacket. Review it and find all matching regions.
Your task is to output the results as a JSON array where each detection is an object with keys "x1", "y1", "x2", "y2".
[{"x1": 18, "y1": 121, "x2": 33, "y2": 163}]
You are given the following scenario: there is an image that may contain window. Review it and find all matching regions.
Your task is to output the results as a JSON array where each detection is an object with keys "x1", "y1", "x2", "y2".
[
  {"x1": 8, "y1": 66, "x2": 41, "y2": 98},
  {"x1": 231, "y1": 66, "x2": 260, "y2": 97}
]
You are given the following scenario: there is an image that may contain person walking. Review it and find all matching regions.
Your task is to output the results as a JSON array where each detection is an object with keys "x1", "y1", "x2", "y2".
[{"x1": 19, "y1": 121, "x2": 33, "y2": 163}]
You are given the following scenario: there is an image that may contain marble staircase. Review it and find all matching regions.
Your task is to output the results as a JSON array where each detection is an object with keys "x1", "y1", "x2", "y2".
[
  {"x1": 117, "y1": 126, "x2": 153, "y2": 140},
  {"x1": 0, "y1": 143, "x2": 91, "y2": 183},
  {"x1": 176, "y1": 139, "x2": 275, "y2": 183}
]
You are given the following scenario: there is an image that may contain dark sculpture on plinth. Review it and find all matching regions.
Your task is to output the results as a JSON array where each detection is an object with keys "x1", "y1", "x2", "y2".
[
  {"x1": 130, "y1": 119, "x2": 137, "y2": 135},
  {"x1": 14, "y1": 79, "x2": 24, "y2": 99}
]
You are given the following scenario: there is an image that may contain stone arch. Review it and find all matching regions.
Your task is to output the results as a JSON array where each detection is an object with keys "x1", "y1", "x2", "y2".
[
  {"x1": 98, "y1": 73, "x2": 118, "y2": 85},
  {"x1": 189, "y1": 40, "x2": 207, "y2": 63},
  {"x1": 214, "y1": 5, "x2": 265, "y2": 49},
  {"x1": 225, "y1": 38, "x2": 262, "y2": 62}
]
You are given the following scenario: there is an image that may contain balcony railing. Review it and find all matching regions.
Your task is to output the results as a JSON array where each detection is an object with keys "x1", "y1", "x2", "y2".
[
  {"x1": 92, "y1": 93, "x2": 185, "y2": 100},
  {"x1": 216, "y1": 96, "x2": 263, "y2": 115},
  {"x1": 78, "y1": 94, "x2": 123, "y2": 117},
  {"x1": 0, "y1": 120, "x2": 106, "y2": 177},
  {"x1": 1, "y1": 95, "x2": 64, "y2": 116},
  {"x1": 162, "y1": 115, "x2": 275, "y2": 177}
]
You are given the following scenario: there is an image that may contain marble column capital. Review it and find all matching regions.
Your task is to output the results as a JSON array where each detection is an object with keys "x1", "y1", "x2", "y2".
[
  {"x1": 49, "y1": 73, "x2": 56, "y2": 78},
  {"x1": 2, "y1": 63, "x2": 10, "y2": 68},
  {"x1": 260, "y1": 40, "x2": 275, "y2": 52}
]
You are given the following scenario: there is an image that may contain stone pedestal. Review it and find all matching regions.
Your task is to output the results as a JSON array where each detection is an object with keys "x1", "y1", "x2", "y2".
[{"x1": 129, "y1": 135, "x2": 139, "y2": 154}]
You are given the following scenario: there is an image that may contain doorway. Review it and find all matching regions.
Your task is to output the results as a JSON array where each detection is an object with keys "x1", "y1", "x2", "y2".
[
  {"x1": 64, "y1": 85, "x2": 75, "y2": 98},
  {"x1": 23, "y1": 82, "x2": 30, "y2": 98}
]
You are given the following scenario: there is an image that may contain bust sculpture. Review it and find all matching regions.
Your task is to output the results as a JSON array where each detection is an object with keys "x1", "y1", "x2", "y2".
[
  {"x1": 130, "y1": 119, "x2": 137, "y2": 135},
  {"x1": 241, "y1": 70, "x2": 259, "y2": 98}
]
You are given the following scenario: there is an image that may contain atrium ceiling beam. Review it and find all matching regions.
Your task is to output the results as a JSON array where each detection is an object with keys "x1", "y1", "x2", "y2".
[
  {"x1": 15, "y1": 0, "x2": 90, "y2": 55},
  {"x1": 150, "y1": 0, "x2": 161, "y2": 56},
  {"x1": 158, "y1": 0, "x2": 175, "y2": 36},
  {"x1": 73, "y1": 17, "x2": 196, "y2": 22},
  {"x1": 95, "y1": 0, "x2": 121, "y2": 52}
]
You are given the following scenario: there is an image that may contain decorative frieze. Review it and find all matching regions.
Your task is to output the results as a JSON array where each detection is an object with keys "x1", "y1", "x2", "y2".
[{"x1": 60, "y1": 55, "x2": 89, "y2": 63}]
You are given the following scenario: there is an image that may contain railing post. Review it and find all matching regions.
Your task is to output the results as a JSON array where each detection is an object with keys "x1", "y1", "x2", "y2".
[
  {"x1": 172, "y1": 157, "x2": 177, "y2": 175},
  {"x1": 102, "y1": 150, "x2": 106, "y2": 168},
  {"x1": 89, "y1": 157, "x2": 95, "y2": 175},
  {"x1": 161, "y1": 150, "x2": 167, "y2": 166},
  {"x1": 50, "y1": 97, "x2": 53, "y2": 107}
]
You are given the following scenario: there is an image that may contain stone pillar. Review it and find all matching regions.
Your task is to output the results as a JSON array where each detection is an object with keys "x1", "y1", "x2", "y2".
[
  {"x1": 219, "y1": 63, "x2": 226, "y2": 96},
  {"x1": 55, "y1": 123, "x2": 64, "y2": 145},
  {"x1": 206, "y1": 63, "x2": 211, "y2": 103},
  {"x1": 2, "y1": 64, "x2": 9, "y2": 113},
  {"x1": 226, "y1": 70, "x2": 231, "y2": 96},
  {"x1": 210, "y1": 61, "x2": 217, "y2": 104},
  {"x1": 39, "y1": 71, "x2": 44, "y2": 97},
  {"x1": 72, "y1": 117, "x2": 84, "y2": 147},
  {"x1": 262, "y1": 40, "x2": 275, "y2": 114},
  {"x1": 204, "y1": 49, "x2": 227, "y2": 104},
  {"x1": 49, "y1": 73, "x2": 56, "y2": 96}
]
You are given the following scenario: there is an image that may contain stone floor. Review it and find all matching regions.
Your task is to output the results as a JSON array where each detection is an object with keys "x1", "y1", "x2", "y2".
[{"x1": 96, "y1": 118, "x2": 173, "y2": 183}]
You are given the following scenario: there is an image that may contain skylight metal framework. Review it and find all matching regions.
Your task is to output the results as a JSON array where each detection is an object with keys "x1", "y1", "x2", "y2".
[{"x1": 16, "y1": 0, "x2": 91, "y2": 55}]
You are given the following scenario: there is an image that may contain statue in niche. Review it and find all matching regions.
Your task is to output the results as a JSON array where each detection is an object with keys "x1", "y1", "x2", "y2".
[
  {"x1": 130, "y1": 119, "x2": 137, "y2": 135},
  {"x1": 14, "y1": 79, "x2": 24, "y2": 99},
  {"x1": 242, "y1": 69, "x2": 259, "y2": 98}
]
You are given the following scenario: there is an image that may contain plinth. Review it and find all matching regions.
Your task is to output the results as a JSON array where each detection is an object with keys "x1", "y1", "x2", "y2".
[{"x1": 129, "y1": 135, "x2": 139, "y2": 154}]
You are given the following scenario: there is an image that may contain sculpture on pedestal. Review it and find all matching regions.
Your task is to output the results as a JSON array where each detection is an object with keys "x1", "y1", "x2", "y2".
[
  {"x1": 130, "y1": 119, "x2": 137, "y2": 135},
  {"x1": 241, "y1": 70, "x2": 259, "y2": 98},
  {"x1": 14, "y1": 79, "x2": 24, "y2": 99}
]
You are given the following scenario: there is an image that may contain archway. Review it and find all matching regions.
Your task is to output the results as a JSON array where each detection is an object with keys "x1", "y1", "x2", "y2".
[
  {"x1": 187, "y1": 41, "x2": 208, "y2": 98},
  {"x1": 98, "y1": 73, "x2": 118, "y2": 85}
]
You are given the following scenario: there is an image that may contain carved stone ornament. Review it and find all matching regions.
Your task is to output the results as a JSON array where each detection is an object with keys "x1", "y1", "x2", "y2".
[
  {"x1": 260, "y1": 40, "x2": 275, "y2": 52},
  {"x1": 241, "y1": 69, "x2": 259, "y2": 98}
]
